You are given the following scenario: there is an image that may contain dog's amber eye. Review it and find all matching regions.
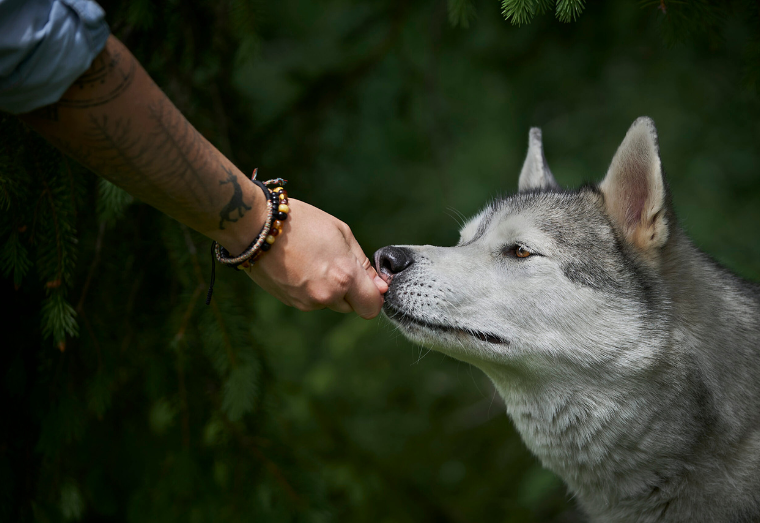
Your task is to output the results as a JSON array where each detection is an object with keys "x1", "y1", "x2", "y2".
[{"x1": 515, "y1": 246, "x2": 532, "y2": 258}]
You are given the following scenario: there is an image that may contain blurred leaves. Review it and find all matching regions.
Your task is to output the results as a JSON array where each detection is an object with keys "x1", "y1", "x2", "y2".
[
  {"x1": 148, "y1": 398, "x2": 178, "y2": 435},
  {"x1": 2, "y1": 0, "x2": 760, "y2": 523},
  {"x1": 60, "y1": 481, "x2": 85, "y2": 521}
]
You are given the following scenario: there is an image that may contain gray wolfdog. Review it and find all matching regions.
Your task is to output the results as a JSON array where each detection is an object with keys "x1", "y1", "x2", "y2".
[{"x1": 374, "y1": 118, "x2": 760, "y2": 523}]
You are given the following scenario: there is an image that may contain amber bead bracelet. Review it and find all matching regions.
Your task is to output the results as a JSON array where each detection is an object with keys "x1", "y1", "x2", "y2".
[{"x1": 206, "y1": 171, "x2": 290, "y2": 305}]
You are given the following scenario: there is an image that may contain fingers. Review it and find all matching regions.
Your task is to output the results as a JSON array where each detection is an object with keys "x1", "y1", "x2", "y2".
[
  {"x1": 343, "y1": 224, "x2": 389, "y2": 295},
  {"x1": 344, "y1": 257, "x2": 386, "y2": 319},
  {"x1": 338, "y1": 223, "x2": 387, "y2": 318},
  {"x1": 327, "y1": 300, "x2": 353, "y2": 315},
  {"x1": 371, "y1": 269, "x2": 389, "y2": 294}
]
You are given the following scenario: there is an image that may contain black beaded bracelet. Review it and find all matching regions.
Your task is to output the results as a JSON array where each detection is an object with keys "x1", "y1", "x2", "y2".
[
  {"x1": 215, "y1": 180, "x2": 276, "y2": 267},
  {"x1": 206, "y1": 170, "x2": 290, "y2": 305}
]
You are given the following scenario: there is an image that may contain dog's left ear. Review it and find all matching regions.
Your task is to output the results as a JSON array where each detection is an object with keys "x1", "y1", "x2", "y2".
[
  {"x1": 600, "y1": 117, "x2": 669, "y2": 252},
  {"x1": 518, "y1": 128, "x2": 559, "y2": 192}
]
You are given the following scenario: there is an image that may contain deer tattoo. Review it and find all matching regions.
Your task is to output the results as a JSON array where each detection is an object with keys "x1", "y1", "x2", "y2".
[{"x1": 218, "y1": 167, "x2": 252, "y2": 230}]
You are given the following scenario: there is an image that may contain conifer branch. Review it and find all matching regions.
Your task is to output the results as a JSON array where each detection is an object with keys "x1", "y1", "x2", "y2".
[
  {"x1": 448, "y1": 0, "x2": 477, "y2": 28},
  {"x1": 40, "y1": 179, "x2": 63, "y2": 286},
  {"x1": 0, "y1": 231, "x2": 32, "y2": 287},
  {"x1": 500, "y1": 0, "x2": 581, "y2": 25},
  {"x1": 173, "y1": 282, "x2": 204, "y2": 343},
  {"x1": 555, "y1": 0, "x2": 585, "y2": 23},
  {"x1": 76, "y1": 221, "x2": 106, "y2": 313},
  {"x1": 181, "y1": 224, "x2": 237, "y2": 367}
]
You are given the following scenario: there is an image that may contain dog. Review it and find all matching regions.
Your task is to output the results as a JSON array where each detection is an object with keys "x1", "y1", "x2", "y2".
[{"x1": 374, "y1": 117, "x2": 760, "y2": 523}]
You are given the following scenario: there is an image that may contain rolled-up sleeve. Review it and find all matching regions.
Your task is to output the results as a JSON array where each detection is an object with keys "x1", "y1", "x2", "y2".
[{"x1": 0, "y1": 0, "x2": 109, "y2": 114}]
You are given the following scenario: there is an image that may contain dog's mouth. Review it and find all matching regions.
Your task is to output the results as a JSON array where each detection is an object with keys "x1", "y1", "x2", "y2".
[{"x1": 384, "y1": 303, "x2": 509, "y2": 345}]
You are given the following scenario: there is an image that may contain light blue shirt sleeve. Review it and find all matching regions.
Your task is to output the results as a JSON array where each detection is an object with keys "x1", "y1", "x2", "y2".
[{"x1": 0, "y1": 0, "x2": 110, "y2": 114}]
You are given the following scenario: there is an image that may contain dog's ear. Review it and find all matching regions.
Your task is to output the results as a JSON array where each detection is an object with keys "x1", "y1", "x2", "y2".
[
  {"x1": 518, "y1": 128, "x2": 559, "y2": 192},
  {"x1": 600, "y1": 117, "x2": 669, "y2": 252}
]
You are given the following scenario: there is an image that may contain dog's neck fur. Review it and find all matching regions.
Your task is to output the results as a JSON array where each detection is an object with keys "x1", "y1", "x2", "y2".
[
  {"x1": 481, "y1": 228, "x2": 760, "y2": 522},
  {"x1": 484, "y1": 359, "x2": 696, "y2": 517}
]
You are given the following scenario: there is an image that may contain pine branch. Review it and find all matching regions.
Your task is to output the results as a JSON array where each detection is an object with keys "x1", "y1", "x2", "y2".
[
  {"x1": 501, "y1": 0, "x2": 539, "y2": 25},
  {"x1": 40, "y1": 179, "x2": 64, "y2": 285},
  {"x1": 75, "y1": 221, "x2": 106, "y2": 313},
  {"x1": 97, "y1": 179, "x2": 133, "y2": 225},
  {"x1": 179, "y1": 224, "x2": 238, "y2": 368},
  {"x1": 0, "y1": 176, "x2": 10, "y2": 212},
  {"x1": 501, "y1": 0, "x2": 581, "y2": 25},
  {"x1": 640, "y1": 0, "x2": 725, "y2": 45},
  {"x1": 555, "y1": 0, "x2": 586, "y2": 23},
  {"x1": 0, "y1": 231, "x2": 31, "y2": 287},
  {"x1": 448, "y1": 0, "x2": 477, "y2": 28},
  {"x1": 41, "y1": 290, "x2": 79, "y2": 348}
]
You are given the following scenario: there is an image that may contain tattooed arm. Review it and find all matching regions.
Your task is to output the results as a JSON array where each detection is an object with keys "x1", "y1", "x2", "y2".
[{"x1": 20, "y1": 35, "x2": 387, "y2": 318}]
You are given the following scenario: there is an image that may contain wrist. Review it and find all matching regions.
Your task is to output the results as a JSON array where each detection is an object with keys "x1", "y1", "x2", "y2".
[{"x1": 208, "y1": 174, "x2": 269, "y2": 256}]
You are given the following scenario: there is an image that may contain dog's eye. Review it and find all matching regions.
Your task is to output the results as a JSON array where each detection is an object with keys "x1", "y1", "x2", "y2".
[
  {"x1": 515, "y1": 245, "x2": 532, "y2": 258},
  {"x1": 503, "y1": 244, "x2": 533, "y2": 258}
]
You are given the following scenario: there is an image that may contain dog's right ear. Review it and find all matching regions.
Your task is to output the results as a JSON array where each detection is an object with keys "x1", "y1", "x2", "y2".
[{"x1": 518, "y1": 128, "x2": 559, "y2": 192}]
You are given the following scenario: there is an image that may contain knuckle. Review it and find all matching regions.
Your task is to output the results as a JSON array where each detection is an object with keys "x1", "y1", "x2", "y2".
[
  {"x1": 302, "y1": 261, "x2": 362, "y2": 307},
  {"x1": 329, "y1": 264, "x2": 354, "y2": 291},
  {"x1": 308, "y1": 285, "x2": 341, "y2": 306},
  {"x1": 337, "y1": 221, "x2": 352, "y2": 237}
]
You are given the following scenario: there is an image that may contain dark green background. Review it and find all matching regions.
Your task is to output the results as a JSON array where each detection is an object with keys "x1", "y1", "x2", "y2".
[{"x1": 3, "y1": 1, "x2": 759, "y2": 522}]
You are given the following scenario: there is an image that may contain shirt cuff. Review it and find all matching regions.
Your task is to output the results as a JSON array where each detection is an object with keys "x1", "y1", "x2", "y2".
[{"x1": 0, "y1": 0, "x2": 110, "y2": 114}]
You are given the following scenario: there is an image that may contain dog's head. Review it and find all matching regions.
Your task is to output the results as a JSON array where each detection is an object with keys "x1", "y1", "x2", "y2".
[{"x1": 375, "y1": 117, "x2": 672, "y2": 383}]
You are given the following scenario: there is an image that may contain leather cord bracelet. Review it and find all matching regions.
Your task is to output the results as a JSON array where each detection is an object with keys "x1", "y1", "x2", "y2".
[{"x1": 206, "y1": 170, "x2": 289, "y2": 305}]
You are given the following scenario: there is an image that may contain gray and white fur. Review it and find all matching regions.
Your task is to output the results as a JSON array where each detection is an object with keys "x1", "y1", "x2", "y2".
[{"x1": 375, "y1": 117, "x2": 760, "y2": 523}]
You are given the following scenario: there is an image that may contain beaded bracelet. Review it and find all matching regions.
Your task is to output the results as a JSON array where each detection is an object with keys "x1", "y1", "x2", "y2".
[{"x1": 206, "y1": 170, "x2": 290, "y2": 304}]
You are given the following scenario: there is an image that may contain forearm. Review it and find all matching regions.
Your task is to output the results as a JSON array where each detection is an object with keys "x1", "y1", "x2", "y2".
[
  {"x1": 19, "y1": 34, "x2": 386, "y2": 317},
  {"x1": 19, "y1": 35, "x2": 264, "y2": 254}
]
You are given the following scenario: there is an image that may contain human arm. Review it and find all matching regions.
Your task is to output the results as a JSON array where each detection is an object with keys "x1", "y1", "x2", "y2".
[{"x1": 18, "y1": 35, "x2": 387, "y2": 317}]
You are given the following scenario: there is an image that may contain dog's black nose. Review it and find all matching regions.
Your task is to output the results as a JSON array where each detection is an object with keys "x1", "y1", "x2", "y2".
[{"x1": 374, "y1": 246, "x2": 414, "y2": 280}]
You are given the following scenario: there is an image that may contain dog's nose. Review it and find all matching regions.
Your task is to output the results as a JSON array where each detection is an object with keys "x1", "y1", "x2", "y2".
[{"x1": 374, "y1": 246, "x2": 414, "y2": 281}]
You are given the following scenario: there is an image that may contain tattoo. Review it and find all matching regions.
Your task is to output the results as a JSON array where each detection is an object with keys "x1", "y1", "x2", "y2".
[
  {"x1": 57, "y1": 48, "x2": 136, "y2": 109},
  {"x1": 25, "y1": 41, "x2": 240, "y2": 230},
  {"x1": 146, "y1": 100, "x2": 212, "y2": 204},
  {"x1": 48, "y1": 100, "x2": 213, "y2": 206},
  {"x1": 82, "y1": 114, "x2": 160, "y2": 190},
  {"x1": 74, "y1": 50, "x2": 118, "y2": 86},
  {"x1": 217, "y1": 166, "x2": 252, "y2": 229}
]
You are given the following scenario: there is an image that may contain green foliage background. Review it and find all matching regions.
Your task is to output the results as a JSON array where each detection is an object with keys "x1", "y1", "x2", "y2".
[{"x1": 2, "y1": 1, "x2": 760, "y2": 522}]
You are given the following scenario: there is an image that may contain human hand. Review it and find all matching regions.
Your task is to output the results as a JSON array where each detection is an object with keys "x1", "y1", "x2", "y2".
[{"x1": 244, "y1": 199, "x2": 388, "y2": 319}]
